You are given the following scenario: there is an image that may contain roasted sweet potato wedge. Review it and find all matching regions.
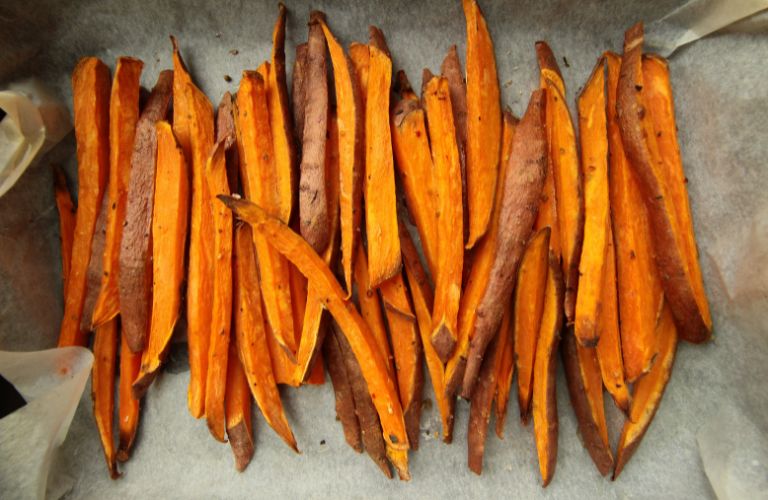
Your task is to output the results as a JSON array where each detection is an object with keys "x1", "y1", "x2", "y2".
[
  {"x1": 617, "y1": 23, "x2": 711, "y2": 343},
  {"x1": 54, "y1": 165, "x2": 76, "y2": 291},
  {"x1": 117, "y1": 333, "x2": 141, "y2": 462},
  {"x1": 92, "y1": 318, "x2": 119, "y2": 479},
  {"x1": 291, "y1": 42, "x2": 309, "y2": 146},
  {"x1": 225, "y1": 342, "x2": 254, "y2": 472},
  {"x1": 323, "y1": 323, "x2": 363, "y2": 453},
  {"x1": 494, "y1": 307, "x2": 515, "y2": 438}
]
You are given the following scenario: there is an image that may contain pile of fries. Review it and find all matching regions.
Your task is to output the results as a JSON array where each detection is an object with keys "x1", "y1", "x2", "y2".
[{"x1": 54, "y1": 0, "x2": 711, "y2": 485}]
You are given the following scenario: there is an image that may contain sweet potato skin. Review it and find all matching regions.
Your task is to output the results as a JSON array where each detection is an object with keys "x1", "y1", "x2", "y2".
[
  {"x1": 461, "y1": 89, "x2": 547, "y2": 398},
  {"x1": 59, "y1": 57, "x2": 111, "y2": 348},
  {"x1": 616, "y1": 23, "x2": 711, "y2": 343},
  {"x1": 291, "y1": 43, "x2": 309, "y2": 146},
  {"x1": 225, "y1": 343, "x2": 254, "y2": 472},
  {"x1": 118, "y1": 70, "x2": 173, "y2": 353},
  {"x1": 323, "y1": 325, "x2": 363, "y2": 453},
  {"x1": 81, "y1": 193, "x2": 109, "y2": 334},
  {"x1": 54, "y1": 165, "x2": 76, "y2": 291}
]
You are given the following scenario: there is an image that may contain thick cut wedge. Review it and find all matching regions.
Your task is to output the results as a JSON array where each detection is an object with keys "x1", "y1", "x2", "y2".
[
  {"x1": 92, "y1": 318, "x2": 118, "y2": 478},
  {"x1": 225, "y1": 343, "x2": 254, "y2": 472}
]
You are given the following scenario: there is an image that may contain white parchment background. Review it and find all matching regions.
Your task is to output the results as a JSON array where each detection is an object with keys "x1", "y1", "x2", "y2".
[{"x1": 0, "y1": 0, "x2": 766, "y2": 498}]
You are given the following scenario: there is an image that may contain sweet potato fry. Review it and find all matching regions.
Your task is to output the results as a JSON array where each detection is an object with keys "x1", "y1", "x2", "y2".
[
  {"x1": 391, "y1": 74, "x2": 437, "y2": 277},
  {"x1": 462, "y1": 0, "x2": 502, "y2": 248},
  {"x1": 323, "y1": 325, "x2": 363, "y2": 453},
  {"x1": 299, "y1": 11, "x2": 331, "y2": 252},
  {"x1": 400, "y1": 221, "x2": 455, "y2": 443},
  {"x1": 536, "y1": 42, "x2": 583, "y2": 323},
  {"x1": 291, "y1": 43, "x2": 309, "y2": 145},
  {"x1": 379, "y1": 271, "x2": 423, "y2": 449},
  {"x1": 444, "y1": 109, "x2": 517, "y2": 398},
  {"x1": 334, "y1": 325, "x2": 393, "y2": 479},
  {"x1": 221, "y1": 196, "x2": 410, "y2": 478},
  {"x1": 532, "y1": 252, "x2": 564, "y2": 487},
  {"x1": 80, "y1": 193, "x2": 109, "y2": 334},
  {"x1": 596, "y1": 225, "x2": 630, "y2": 412},
  {"x1": 91, "y1": 57, "x2": 143, "y2": 328},
  {"x1": 614, "y1": 302, "x2": 678, "y2": 479},
  {"x1": 92, "y1": 318, "x2": 118, "y2": 479},
  {"x1": 364, "y1": 43, "x2": 401, "y2": 287},
  {"x1": 514, "y1": 227, "x2": 550, "y2": 424},
  {"x1": 118, "y1": 70, "x2": 173, "y2": 354},
  {"x1": 233, "y1": 224, "x2": 298, "y2": 451},
  {"x1": 320, "y1": 16, "x2": 364, "y2": 296},
  {"x1": 349, "y1": 43, "x2": 370, "y2": 103},
  {"x1": 494, "y1": 307, "x2": 514, "y2": 438},
  {"x1": 441, "y1": 45, "x2": 469, "y2": 242},
  {"x1": 54, "y1": 165, "x2": 76, "y2": 290},
  {"x1": 117, "y1": 333, "x2": 141, "y2": 462},
  {"x1": 423, "y1": 75, "x2": 464, "y2": 363},
  {"x1": 574, "y1": 57, "x2": 610, "y2": 347},
  {"x1": 225, "y1": 342, "x2": 254, "y2": 472},
  {"x1": 58, "y1": 57, "x2": 110, "y2": 348},
  {"x1": 235, "y1": 70, "x2": 296, "y2": 355},
  {"x1": 605, "y1": 51, "x2": 664, "y2": 382},
  {"x1": 460, "y1": 90, "x2": 547, "y2": 399},
  {"x1": 562, "y1": 330, "x2": 613, "y2": 477},
  {"x1": 617, "y1": 23, "x2": 711, "y2": 343},
  {"x1": 204, "y1": 140, "x2": 234, "y2": 443},
  {"x1": 132, "y1": 121, "x2": 189, "y2": 397}
]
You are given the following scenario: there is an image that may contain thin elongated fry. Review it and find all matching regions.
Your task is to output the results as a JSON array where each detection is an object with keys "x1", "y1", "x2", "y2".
[
  {"x1": 233, "y1": 224, "x2": 298, "y2": 451},
  {"x1": 291, "y1": 43, "x2": 309, "y2": 146},
  {"x1": 536, "y1": 42, "x2": 583, "y2": 323},
  {"x1": 423, "y1": 75, "x2": 464, "y2": 363},
  {"x1": 221, "y1": 196, "x2": 410, "y2": 478},
  {"x1": 225, "y1": 342, "x2": 254, "y2": 472},
  {"x1": 132, "y1": 121, "x2": 189, "y2": 397},
  {"x1": 54, "y1": 165, "x2": 76, "y2": 291},
  {"x1": 614, "y1": 303, "x2": 678, "y2": 479},
  {"x1": 320, "y1": 17, "x2": 364, "y2": 296},
  {"x1": 400, "y1": 221, "x2": 455, "y2": 443},
  {"x1": 617, "y1": 23, "x2": 711, "y2": 343},
  {"x1": 59, "y1": 57, "x2": 110, "y2": 348},
  {"x1": 91, "y1": 57, "x2": 143, "y2": 328},
  {"x1": 605, "y1": 52, "x2": 664, "y2": 382},
  {"x1": 575, "y1": 58, "x2": 609, "y2": 347},
  {"x1": 235, "y1": 69, "x2": 296, "y2": 356},
  {"x1": 92, "y1": 318, "x2": 118, "y2": 479},
  {"x1": 323, "y1": 324, "x2": 363, "y2": 452},
  {"x1": 494, "y1": 308, "x2": 514, "y2": 438},
  {"x1": 117, "y1": 333, "x2": 141, "y2": 462},
  {"x1": 364, "y1": 43, "x2": 401, "y2": 287},
  {"x1": 515, "y1": 227, "x2": 550, "y2": 424},
  {"x1": 462, "y1": 0, "x2": 502, "y2": 248},
  {"x1": 204, "y1": 141, "x2": 234, "y2": 443},
  {"x1": 117, "y1": 70, "x2": 173, "y2": 354}
]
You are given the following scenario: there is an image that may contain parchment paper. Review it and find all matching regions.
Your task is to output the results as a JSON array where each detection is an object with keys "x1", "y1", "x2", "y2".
[{"x1": 0, "y1": 0, "x2": 766, "y2": 498}]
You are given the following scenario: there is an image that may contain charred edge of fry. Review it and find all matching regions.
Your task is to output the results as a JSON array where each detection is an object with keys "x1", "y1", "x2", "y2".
[{"x1": 227, "y1": 420, "x2": 254, "y2": 472}]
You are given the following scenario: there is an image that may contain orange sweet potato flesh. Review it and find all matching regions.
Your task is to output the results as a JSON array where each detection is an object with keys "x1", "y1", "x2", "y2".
[
  {"x1": 225, "y1": 342, "x2": 254, "y2": 472},
  {"x1": 54, "y1": 165, "x2": 76, "y2": 291},
  {"x1": 59, "y1": 57, "x2": 110, "y2": 348},
  {"x1": 92, "y1": 318, "x2": 118, "y2": 479},
  {"x1": 444, "y1": 108, "x2": 518, "y2": 398},
  {"x1": 117, "y1": 333, "x2": 141, "y2": 462},
  {"x1": 575, "y1": 58, "x2": 610, "y2": 347},
  {"x1": 536, "y1": 42, "x2": 583, "y2": 323},
  {"x1": 391, "y1": 75, "x2": 437, "y2": 278},
  {"x1": 532, "y1": 252, "x2": 564, "y2": 487},
  {"x1": 614, "y1": 302, "x2": 678, "y2": 479},
  {"x1": 617, "y1": 23, "x2": 711, "y2": 343},
  {"x1": 132, "y1": 121, "x2": 189, "y2": 397},
  {"x1": 299, "y1": 12, "x2": 331, "y2": 252},
  {"x1": 562, "y1": 329, "x2": 613, "y2": 477},
  {"x1": 118, "y1": 70, "x2": 173, "y2": 354},
  {"x1": 379, "y1": 271, "x2": 423, "y2": 449},
  {"x1": 596, "y1": 224, "x2": 630, "y2": 412},
  {"x1": 235, "y1": 70, "x2": 296, "y2": 355},
  {"x1": 605, "y1": 51, "x2": 664, "y2": 382},
  {"x1": 400, "y1": 221, "x2": 455, "y2": 443},
  {"x1": 233, "y1": 224, "x2": 298, "y2": 451},
  {"x1": 423, "y1": 75, "x2": 464, "y2": 363},
  {"x1": 515, "y1": 227, "x2": 550, "y2": 424},
  {"x1": 320, "y1": 16, "x2": 364, "y2": 297},
  {"x1": 643, "y1": 53, "x2": 712, "y2": 343},
  {"x1": 91, "y1": 57, "x2": 143, "y2": 328},
  {"x1": 221, "y1": 196, "x2": 410, "y2": 478},
  {"x1": 323, "y1": 325, "x2": 363, "y2": 453},
  {"x1": 462, "y1": 0, "x2": 502, "y2": 249},
  {"x1": 364, "y1": 44, "x2": 401, "y2": 288},
  {"x1": 460, "y1": 90, "x2": 548, "y2": 399},
  {"x1": 204, "y1": 140, "x2": 234, "y2": 443},
  {"x1": 494, "y1": 307, "x2": 514, "y2": 438}
]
